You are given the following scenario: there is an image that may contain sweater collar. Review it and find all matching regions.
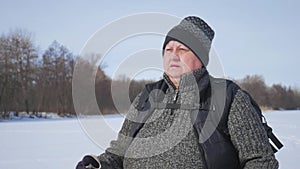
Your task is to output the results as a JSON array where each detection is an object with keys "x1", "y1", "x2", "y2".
[{"x1": 163, "y1": 67, "x2": 210, "y2": 92}]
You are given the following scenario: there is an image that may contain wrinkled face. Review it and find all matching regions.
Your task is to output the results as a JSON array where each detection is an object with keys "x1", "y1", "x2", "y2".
[{"x1": 163, "y1": 40, "x2": 203, "y2": 79}]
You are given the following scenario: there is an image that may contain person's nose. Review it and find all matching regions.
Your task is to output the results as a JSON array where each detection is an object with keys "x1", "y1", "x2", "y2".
[{"x1": 170, "y1": 49, "x2": 180, "y2": 61}]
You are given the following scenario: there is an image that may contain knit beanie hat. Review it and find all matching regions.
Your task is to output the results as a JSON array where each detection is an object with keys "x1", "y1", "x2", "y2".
[{"x1": 162, "y1": 16, "x2": 215, "y2": 67}]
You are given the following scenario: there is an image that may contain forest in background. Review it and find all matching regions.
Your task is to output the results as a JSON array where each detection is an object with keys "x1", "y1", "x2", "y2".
[{"x1": 0, "y1": 30, "x2": 299, "y2": 119}]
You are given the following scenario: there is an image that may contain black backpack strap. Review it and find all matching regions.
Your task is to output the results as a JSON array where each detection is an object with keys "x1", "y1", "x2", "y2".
[
  {"x1": 243, "y1": 90, "x2": 284, "y2": 152},
  {"x1": 136, "y1": 79, "x2": 168, "y2": 111},
  {"x1": 213, "y1": 79, "x2": 240, "y2": 136},
  {"x1": 136, "y1": 88, "x2": 151, "y2": 111},
  {"x1": 262, "y1": 120, "x2": 284, "y2": 153}
]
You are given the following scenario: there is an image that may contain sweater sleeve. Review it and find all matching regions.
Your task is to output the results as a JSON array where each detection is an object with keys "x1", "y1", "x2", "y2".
[
  {"x1": 228, "y1": 89, "x2": 279, "y2": 169},
  {"x1": 96, "y1": 93, "x2": 142, "y2": 169}
]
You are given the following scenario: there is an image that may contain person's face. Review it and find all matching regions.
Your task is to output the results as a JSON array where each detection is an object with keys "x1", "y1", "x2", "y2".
[{"x1": 163, "y1": 40, "x2": 203, "y2": 79}]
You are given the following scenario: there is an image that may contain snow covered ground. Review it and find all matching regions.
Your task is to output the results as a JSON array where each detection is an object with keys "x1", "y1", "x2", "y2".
[{"x1": 0, "y1": 110, "x2": 299, "y2": 169}]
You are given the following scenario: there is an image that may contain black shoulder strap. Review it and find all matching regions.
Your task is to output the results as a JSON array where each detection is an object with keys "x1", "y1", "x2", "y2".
[
  {"x1": 212, "y1": 79, "x2": 240, "y2": 135},
  {"x1": 243, "y1": 90, "x2": 284, "y2": 152},
  {"x1": 136, "y1": 79, "x2": 168, "y2": 111}
]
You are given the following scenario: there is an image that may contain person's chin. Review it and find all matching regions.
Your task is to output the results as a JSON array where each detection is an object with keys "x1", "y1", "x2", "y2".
[{"x1": 167, "y1": 71, "x2": 182, "y2": 79}]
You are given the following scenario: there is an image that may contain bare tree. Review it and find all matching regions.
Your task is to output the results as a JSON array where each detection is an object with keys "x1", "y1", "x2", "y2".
[
  {"x1": 0, "y1": 29, "x2": 38, "y2": 116},
  {"x1": 238, "y1": 75, "x2": 270, "y2": 107},
  {"x1": 39, "y1": 41, "x2": 75, "y2": 115}
]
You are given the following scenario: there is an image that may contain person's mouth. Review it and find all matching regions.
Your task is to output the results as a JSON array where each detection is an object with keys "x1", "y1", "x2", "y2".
[{"x1": 170, "y1": 64, "x2": 180, "y2": 68}]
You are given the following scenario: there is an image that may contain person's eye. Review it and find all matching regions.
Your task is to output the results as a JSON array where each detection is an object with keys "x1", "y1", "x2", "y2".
[
  {"x1": 165, "y1": 48, "x2": 172, "y2": 52},
  {"x1": 179, "y1": 48, "x2": 188, "y2": 51}
]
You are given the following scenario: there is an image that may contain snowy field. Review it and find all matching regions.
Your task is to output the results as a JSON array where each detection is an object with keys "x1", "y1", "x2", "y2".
[{"x1": 0, "y1": 110, "x2": 299, "y2": 169}]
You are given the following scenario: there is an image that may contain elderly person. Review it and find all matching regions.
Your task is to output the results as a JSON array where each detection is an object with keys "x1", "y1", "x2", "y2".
[{"x1": 76, "y1": 16, "x2": 279, "y2": 169}]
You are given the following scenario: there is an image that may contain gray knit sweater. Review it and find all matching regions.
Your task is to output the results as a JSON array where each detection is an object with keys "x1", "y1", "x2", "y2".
[{"x1": 98, "y1": 69, "x2": 279, "y2": 169}]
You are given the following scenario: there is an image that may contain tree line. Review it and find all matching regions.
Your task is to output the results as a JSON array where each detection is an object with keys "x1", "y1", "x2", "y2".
[
  {"x1": 236, "y1": 75, "x2": 300, "y2": 110},
  {"x1": 0, "y1": 30, "x2": 150, "y2": 119},
  {"x1": 0, "y1": 30, "x2": 299, "y2": 119},
  {"x1": 0, "y1": 30, "x2": 75, "y2": 118}
]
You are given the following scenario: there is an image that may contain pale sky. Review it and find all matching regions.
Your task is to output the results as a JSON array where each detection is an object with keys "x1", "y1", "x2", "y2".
[{"x1": 1, "y1": 0, "x2": 299, "y2": 87}]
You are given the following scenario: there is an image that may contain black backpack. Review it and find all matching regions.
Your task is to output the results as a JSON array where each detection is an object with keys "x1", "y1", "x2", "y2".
[{"x1": 137, "y1": 78, "x2": 283, "y2": 153}]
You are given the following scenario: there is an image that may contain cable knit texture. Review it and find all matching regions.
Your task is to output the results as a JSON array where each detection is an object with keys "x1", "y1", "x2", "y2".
[
  {"x1": 97, "y1": 69, "x2": 279, "y2": 169},
  {"x1": 228, "y1": 89, "x2": 279, "y2": 169}
]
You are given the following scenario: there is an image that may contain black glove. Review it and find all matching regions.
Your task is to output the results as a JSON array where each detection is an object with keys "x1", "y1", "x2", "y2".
[{"x1": 76, "y1": 155, "x2": 101, "y2": 169}]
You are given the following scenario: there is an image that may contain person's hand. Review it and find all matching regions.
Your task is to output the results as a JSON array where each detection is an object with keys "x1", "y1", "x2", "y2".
[{"x1": 76, "y1": 155, "x2": 101, "y2": 169}]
